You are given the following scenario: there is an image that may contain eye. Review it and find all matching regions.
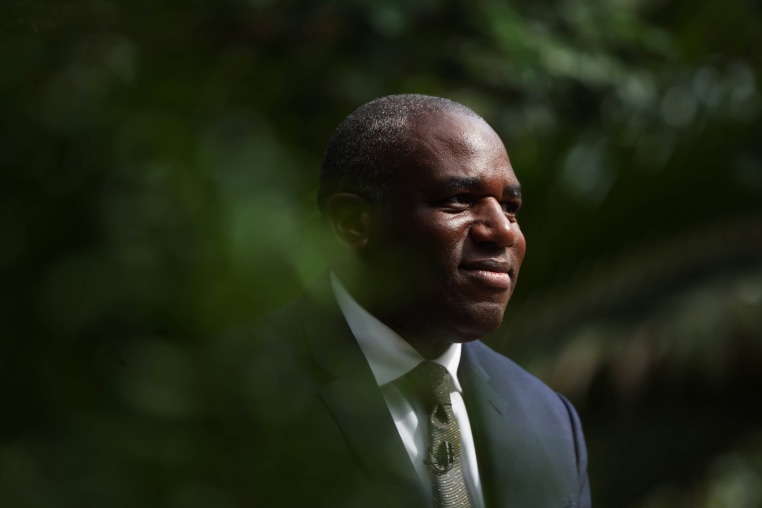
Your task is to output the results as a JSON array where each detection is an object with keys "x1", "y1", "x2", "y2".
[
  {"x1": 448, "y1": 194, "x2": 472, "y2": 205},
  {"x1": 501, "y1": 200, "x2": 521, "y2": 215},
  {"x1": 440, "y1": 194, "x2": 474, "y2": 209}
]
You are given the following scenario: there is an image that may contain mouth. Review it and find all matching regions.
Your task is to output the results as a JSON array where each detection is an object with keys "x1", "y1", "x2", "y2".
[{"x1": 459, "y1": 259, "x2": 514, "y2": 290}]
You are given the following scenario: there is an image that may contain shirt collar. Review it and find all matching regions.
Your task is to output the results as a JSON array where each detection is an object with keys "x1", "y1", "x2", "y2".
[{"x1": 330, "y1": 272, "x2": 462, "y2": 391}]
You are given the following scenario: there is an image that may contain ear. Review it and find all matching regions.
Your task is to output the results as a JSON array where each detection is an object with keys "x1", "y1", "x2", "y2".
[{"x1": 322, "y1": 193, "x2": 372, "y2": 252}]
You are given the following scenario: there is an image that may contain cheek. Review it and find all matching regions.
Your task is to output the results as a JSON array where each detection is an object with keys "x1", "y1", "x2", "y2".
[
  {"x1": 425, "y1": 222, "x2": 470, "y2": 266},
  {"x1": 514, "y1": 231, "x2": 527, "y2": 265},
  {"x1": 403, "y1": 214, "x2": 466, "y2": 248}
]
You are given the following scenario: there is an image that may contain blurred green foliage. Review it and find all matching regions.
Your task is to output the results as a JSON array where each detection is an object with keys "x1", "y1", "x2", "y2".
[{"x1": 1, "y1": 0, "x2": 761, "y2": 506}]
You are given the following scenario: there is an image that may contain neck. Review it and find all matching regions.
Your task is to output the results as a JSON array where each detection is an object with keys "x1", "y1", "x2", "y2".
[
  {"x1": 376, "y1": 312, "x2": 456, "y2": 360},
  {"x1": 334, "y1": 270, "x2": 458, "y2": 360}
]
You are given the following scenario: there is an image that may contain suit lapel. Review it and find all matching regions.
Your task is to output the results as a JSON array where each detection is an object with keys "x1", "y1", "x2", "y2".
[
  {"x1": 459, "y1": 344, "x2": 513, "y2": 507},
  {"x1": 461, "y1": 342, "x2": 580, "y2": 508},
  {"x1": 296, "y1": 275, "x2": 425, "y2": 508},
  {"x1": 319, "y1": 380, "x2": 424, "y2": 507}
]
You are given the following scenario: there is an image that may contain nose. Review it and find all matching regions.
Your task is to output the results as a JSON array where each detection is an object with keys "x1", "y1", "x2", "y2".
[{"x1": 469, "y1": 199, "x2": 519, "y2": 248}]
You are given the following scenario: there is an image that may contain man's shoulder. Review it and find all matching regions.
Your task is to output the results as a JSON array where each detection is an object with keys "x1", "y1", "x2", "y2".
[
  {"x1": 462, "y1": 340, "x2": 590, "y2": 506},
  {"x1": 253, "y1": 272, "x2": 338, "y2": 329},
  {"x1": 462, "y1": 340, "x2": 573, "y2": 419},
  {"x1": 205, "y1": 293, "x2": 320, "y2": 405},
  {"x1": 463, "y1": 339, "x2": 547, "y2": 389},
  {"x1": 251, "y1": 297, "x2": 304, "y2": 337}
]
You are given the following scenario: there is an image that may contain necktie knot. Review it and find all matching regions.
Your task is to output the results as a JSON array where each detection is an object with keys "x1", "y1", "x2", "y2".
[{"x1": 405, "y1": 361, "x2": 454, "y2": 408}]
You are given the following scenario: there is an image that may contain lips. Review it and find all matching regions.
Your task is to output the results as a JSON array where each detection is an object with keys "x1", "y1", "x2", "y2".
[{"x1": 460, "y1": 259, "x2": 513, "y2": 289}]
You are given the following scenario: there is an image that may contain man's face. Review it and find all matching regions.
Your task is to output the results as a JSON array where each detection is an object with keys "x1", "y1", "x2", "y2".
[{"x1": 364, "y1": 111, "x2": 526, "y2": 346}]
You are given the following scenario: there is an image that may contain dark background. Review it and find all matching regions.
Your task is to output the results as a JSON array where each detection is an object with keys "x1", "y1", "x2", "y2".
[{"x1": 2, "y1": 0, "x2": 761, "y2": 506}]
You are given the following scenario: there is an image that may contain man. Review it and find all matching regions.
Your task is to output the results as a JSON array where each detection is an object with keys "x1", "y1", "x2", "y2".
[{"x1": 229, "y1": 94, "x2": 590, "y2": 507}]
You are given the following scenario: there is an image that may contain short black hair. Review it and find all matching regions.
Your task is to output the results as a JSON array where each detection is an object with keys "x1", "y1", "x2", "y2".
[{"x1": 318, "y1": 94, "x2": 482, "y2": 209}]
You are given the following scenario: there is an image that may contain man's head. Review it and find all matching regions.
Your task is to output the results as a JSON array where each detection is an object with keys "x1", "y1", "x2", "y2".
[{"x1": 320, "y1": 94, "x2": 526, "y2": 358}]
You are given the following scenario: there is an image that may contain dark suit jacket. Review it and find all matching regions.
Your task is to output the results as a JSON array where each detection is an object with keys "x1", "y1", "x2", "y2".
[{"x1": 219, "y1": 275, "x2": 590, "y2": 507}]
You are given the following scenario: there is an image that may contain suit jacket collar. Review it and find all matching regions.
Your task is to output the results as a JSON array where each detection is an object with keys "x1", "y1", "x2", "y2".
[
  {"x1": 295, "y1": 273, "x2": 427, "y2": 507},
  {"x1": 460, "y1": 343, "x2": 510, "y2": 507},
  {"x1": 460, "y1": 342, "x2": 581, "y2": 508}
]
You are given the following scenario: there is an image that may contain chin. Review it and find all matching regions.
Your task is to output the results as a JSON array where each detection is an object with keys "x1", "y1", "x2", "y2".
[{"x1": 441, "y1": 302, "x2": 506, "y2": 342}]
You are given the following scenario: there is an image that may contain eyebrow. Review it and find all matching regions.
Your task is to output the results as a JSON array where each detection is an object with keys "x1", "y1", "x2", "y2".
[{"x1": 437, "y1": 176, "x2": 523, "y2": 199}]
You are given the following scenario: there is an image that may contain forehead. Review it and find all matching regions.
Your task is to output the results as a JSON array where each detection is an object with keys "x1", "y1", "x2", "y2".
[{"x1": 392, "y1": 111, "x2": 517, "y2": 191}]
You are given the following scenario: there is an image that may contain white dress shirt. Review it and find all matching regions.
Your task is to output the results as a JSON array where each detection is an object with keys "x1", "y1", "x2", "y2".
[{"x1": 331, "y1": 273, "x2": 486, "y2": 508}]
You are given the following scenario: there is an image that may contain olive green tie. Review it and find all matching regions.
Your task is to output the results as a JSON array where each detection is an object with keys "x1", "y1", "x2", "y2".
[{"x1": 405, "y1": 361, "x2": 472, "y2": 508}]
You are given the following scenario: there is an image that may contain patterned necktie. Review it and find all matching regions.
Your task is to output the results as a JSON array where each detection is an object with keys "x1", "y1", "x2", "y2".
[{"x1": 404, "y1": 361, "x2": 472, "y2": 508}]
